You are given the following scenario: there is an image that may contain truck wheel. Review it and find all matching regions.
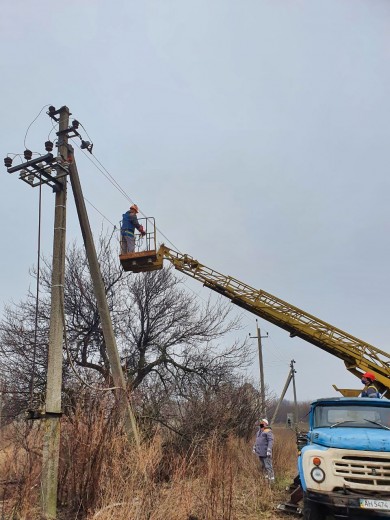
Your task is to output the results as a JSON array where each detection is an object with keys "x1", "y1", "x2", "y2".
[{"x1": 303, "y1": 498, "x2": 326, "y2": 520}]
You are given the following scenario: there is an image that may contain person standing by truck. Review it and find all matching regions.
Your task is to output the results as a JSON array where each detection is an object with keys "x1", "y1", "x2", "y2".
[{"x1": 253, "y1": 418, "x2": 275, "y2": 483}]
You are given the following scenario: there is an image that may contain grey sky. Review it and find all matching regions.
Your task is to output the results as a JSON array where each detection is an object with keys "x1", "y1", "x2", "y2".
[{"x1": 1, "y1": 0, "x2": 389, "y2": 401}]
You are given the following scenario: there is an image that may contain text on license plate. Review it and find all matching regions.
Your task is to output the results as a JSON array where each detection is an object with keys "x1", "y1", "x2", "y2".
[{"x1": 360, "y1": 499, "x2": 390, "y2": 511}]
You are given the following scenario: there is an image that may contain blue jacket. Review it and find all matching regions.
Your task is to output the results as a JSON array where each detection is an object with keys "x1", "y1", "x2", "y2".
[
  {"x1": 121, "y1": 211, "x2": 141, "y2": 237},
  {"x1": 254, "y1": 427, "x2": 274, "y2": 457}
]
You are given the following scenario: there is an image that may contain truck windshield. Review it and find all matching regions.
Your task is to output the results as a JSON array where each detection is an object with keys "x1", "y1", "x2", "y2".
[{"x1": 313, "y1": 404, "x2": 390, "y2": 429}]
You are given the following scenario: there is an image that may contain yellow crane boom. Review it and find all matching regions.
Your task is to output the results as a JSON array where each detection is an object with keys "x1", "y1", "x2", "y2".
[{"x1": 120, "y1": 244, "x2": 390, "y2": 393}]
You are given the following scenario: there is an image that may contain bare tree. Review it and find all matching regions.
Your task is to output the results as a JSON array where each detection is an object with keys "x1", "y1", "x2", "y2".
[
  {"x1": 119, "y1": 266, "x2": 250, "y2": 392},
  {"x1": 0, "y1": 233, "x2": 251, "y2": 417}
]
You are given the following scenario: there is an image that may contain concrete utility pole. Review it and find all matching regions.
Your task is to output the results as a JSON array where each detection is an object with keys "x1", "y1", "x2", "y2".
[
  {"x1": 41, "y1": 106, "x2": 69, "y2": 519},
  {"x1": 271, "y1": 360, "x2": 298, "y2": 429},
  {"x1": 5, "y1": 104, "x2": 140, "y2": 520},
  {"x1": 68, "y1": 151, "x2": 140, "y2": 446},
  {"x1": 291, "y1": 359, "x2": 299, "y2": 430},
  {"x1": 271, "y1": 365, "x2": 293, "y2": 426},
  {"x1": 249, "y1": 320, "x2": 268, "y2": 417}
]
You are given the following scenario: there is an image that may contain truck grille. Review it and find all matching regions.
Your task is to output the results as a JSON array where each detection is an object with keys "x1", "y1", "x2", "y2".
[{"x1": 333, "y1": 456, "x2": 390, "y2": 490}]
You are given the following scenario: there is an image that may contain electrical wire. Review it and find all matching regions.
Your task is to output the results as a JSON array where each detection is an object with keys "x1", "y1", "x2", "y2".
[
  {"x1": 71, "y1": 143, "x2": 288, "y2": 345},
  {"x1": 25, "y1": 113, "x2": 123, "y2": 395},
  {"x1": 73, "y1": 141, "x2": 294, "y2": 367},
  {"x1": 266, "y1": 333, "x2": 291, "y2": 364},
  {"x1": 67, "y1": 117, "x2": 296, "y2": 368},
  {"x1": 19, "y1": 107, "x2": 293, "y2": 411},
  {"x1": 79, "y1": 122, "x2": 93, "y2": 144},
  {"x1": 24, "y1": 104, "x2": 51, "y2": 150},
  {"x1": 54, "y1": 125, "x2": 210, "y2": 307},
  {"x1": 47, "y1": 121, "x2": 58, "y2": 141},
  {"x1": 84, "y1": 197, "x2": 116, "y2": 227},
  {"x1": 71, "y1": 138, "x2": 183, "y2": 253}
]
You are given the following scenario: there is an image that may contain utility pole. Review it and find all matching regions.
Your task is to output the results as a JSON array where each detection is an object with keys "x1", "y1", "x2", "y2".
[
  {"x1": 271, "y1": 364, "x2": 293, "y2": 426},
  {"x1": 4, "y1": 104, "x2": 140, "y2": 519},
  {"x1": 291, "y1": 359, "x2": 299, "y2": 430},
  {"x1": 68, "y1": 150, "x2": 139, "y2": 446},
  {"x1": 41, "y1": 106, "x2": 69, "y2": 519},
  {"x1": 249, "y1": 320, "x2": 268, "y2": 417},
  {"x1": 270, "y1": 359, "x2": 299, "y2": 429}
]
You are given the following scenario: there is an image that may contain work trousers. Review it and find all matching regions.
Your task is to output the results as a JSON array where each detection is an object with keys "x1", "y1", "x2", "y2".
[
  {"x1": 259, "y1": 456, "x2": 274, "y2": 480},
  {"x1": 121, "y1": 235, "x2": 135, "y2": 254}
]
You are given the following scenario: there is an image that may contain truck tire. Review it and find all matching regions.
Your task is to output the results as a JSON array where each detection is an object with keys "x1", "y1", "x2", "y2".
[{"x1": 303, "y1": 498, "x2": 327, "y2": 520}]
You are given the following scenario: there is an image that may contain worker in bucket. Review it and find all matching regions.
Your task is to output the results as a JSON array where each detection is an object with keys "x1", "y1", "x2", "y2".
[
  {"x1": 253, "y1": 418, "x2": 275, "y2": 483},
  {"x1": 121, "y1": 204, "x2": 146, "y2": 254},
  {"x1": 360, "y1": 372, "x2": 381, "y2": 398}
]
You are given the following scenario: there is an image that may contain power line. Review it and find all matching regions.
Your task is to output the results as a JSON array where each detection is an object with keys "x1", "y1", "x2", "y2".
[
  {"x1": 24, "y1": 104, "x2": 51, "y2": 149},
  {"x1": 266, "y1": 333, "x2": 290, "y2": 364},
  {"x1": 53, "y1": 114, "x2": 294, "y2": 367},
  {"x1": 68, "y1": 133, "x2": 292, "y2": 364},
  {"x1": 84, "y1": 197, "x2": 116, "y2": 227},
  {"x1": 50, "y1": 128, "x2": 211, "y2": 308},
  {"x1": 71, "y1": 138, "x2": 183, "y2": 253}
]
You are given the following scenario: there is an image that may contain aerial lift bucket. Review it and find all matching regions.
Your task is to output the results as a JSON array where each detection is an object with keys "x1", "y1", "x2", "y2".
[{"x1": 119, "y1": 217, "x2": 163, "y2": 273}]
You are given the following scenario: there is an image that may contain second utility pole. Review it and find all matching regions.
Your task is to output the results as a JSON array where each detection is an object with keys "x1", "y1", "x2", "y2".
[{"x1": 250, "y1": 320, "x2": 268, "y2": 417}]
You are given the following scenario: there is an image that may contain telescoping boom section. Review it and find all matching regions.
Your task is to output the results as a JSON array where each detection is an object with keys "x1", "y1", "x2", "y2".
[{"x1": 121, "y1": 244, "x2": 390, "y2": 394}]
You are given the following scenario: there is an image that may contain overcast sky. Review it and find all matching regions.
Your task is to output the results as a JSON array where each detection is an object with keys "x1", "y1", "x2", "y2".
[{"x1": 1, "y1": 0, "x2": 389, "y2": 402}]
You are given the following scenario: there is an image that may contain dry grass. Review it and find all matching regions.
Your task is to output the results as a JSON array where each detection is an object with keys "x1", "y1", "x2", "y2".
[
  {"x1": 84, "y1": 425, "x2": 298, "y2": 520},
  {"x1": 0, "y1": 407, "x2": 299, "y2": 519},
  {"x1": 0, "y1": 421, "x2": 43, "y2": 519}
]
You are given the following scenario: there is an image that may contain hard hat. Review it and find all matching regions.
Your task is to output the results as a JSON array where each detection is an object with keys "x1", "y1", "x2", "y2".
[
  {"x1": 130, "y1": 204, "x2": 139, "y2": 213},
  {"x1": 260, "y1": 418, "x2": 269, "y2": 426},
  {"x1": 363, "y1": 372, "x2": 376, "y2": 382}
]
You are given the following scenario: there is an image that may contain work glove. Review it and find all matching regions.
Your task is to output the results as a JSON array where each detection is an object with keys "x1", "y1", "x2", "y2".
[
  {"x1": 266, "y1": 450, "x2": 272, "y2": 458},
  {"x1": 139, "y1": 225, "x2": 146, "y2": 236}
]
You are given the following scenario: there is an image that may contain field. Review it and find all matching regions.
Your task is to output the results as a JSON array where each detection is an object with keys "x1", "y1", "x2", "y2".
[{"x1": 0, "y1": 415, "x2": 299, "y2": 520}]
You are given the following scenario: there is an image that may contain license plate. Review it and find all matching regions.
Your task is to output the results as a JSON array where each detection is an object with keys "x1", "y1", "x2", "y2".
[{"x1": 360, "y1": 499, "x2": 390, "y2": 511}]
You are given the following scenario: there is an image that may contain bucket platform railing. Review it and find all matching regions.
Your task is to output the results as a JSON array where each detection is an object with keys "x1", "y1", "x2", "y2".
[{"x1": 119, "y1": 217, "x2": 163, "y2": 273}]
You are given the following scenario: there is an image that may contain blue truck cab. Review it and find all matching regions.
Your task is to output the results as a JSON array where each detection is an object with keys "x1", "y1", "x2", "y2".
[{"x1": 299, "y1": 397, "x2": 390, "y2": 519}]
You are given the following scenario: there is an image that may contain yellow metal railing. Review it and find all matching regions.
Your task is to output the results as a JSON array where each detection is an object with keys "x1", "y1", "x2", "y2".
[{"x1": 119, "y1": 217, "x2": 158, "y2": 253}]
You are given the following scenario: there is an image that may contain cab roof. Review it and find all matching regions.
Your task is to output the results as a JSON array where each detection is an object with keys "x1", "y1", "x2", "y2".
[{"x1": 312, "y1": 397, "x2": 389, "y2": 407}]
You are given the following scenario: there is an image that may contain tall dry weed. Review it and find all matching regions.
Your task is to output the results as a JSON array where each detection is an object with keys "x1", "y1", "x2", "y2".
[
  {"x1": 0, "y1": 398, "x2": 299, "y2": 519},
  {"x1": 0, "y1": 421, "x2": 42, "y2": 519},
  {"x1": 86, "y1": 427, "x2": 296, "y2": 520}
]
